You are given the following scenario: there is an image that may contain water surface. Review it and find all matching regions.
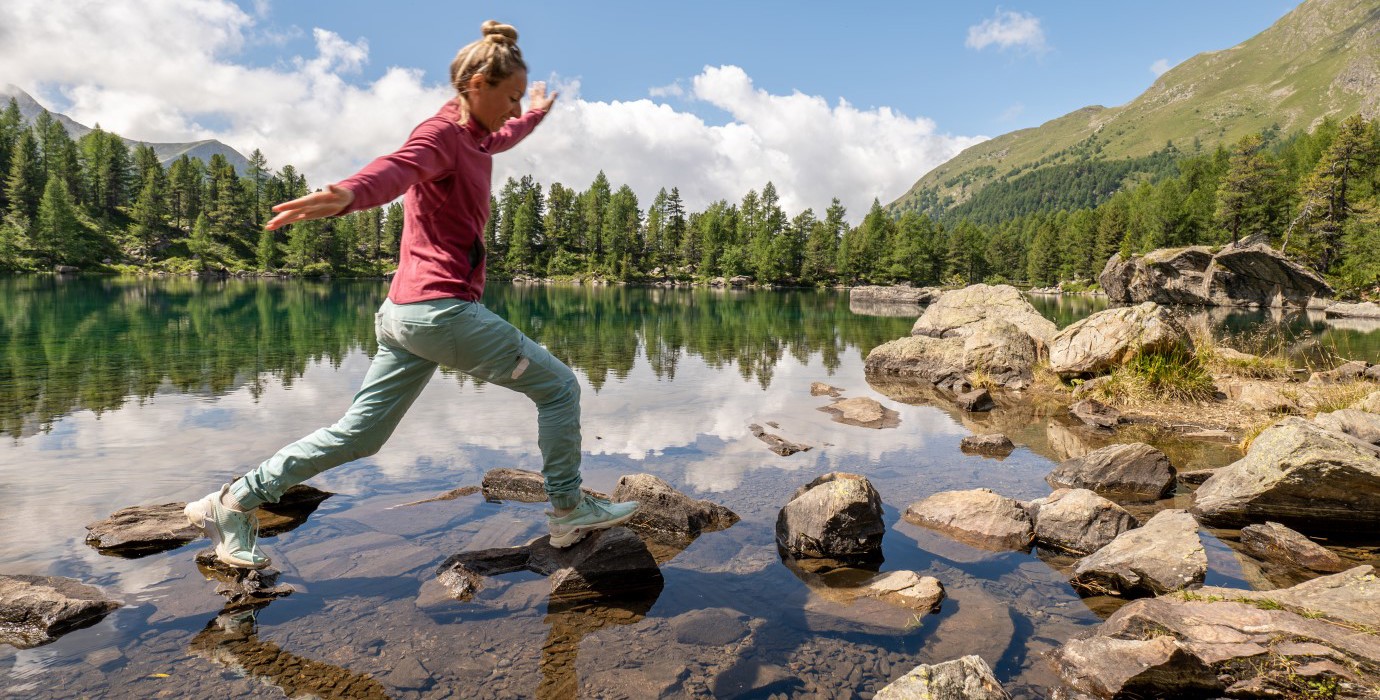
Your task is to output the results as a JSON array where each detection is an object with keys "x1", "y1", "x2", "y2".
[{"x1": 2, "y1": 278, "x2": 1377, "y2": 699}]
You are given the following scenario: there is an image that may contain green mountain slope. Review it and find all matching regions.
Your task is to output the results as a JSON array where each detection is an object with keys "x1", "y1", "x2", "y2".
[{"x1": 890, "y1": 0, "x2": 1380, "y2": 218}]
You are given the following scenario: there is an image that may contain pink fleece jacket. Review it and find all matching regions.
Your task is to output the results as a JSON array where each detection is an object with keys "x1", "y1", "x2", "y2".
[{"x1": 335, "y1": 101, "x2": 546, "y2": 303}]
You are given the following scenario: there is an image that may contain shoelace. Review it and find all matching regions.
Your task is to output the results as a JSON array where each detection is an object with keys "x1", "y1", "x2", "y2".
[{"x1": 231, "y1": 511, "x2": 261, "y2": 556}]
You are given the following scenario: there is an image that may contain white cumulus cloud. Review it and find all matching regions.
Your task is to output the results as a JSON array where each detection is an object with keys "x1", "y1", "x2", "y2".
[
  {"x1": 0, "y1": 0, "x2": 983, "y2": 220},
  {"x1": 966, "y1": 9, "x2": 1047, "y2": 52},
  {"x1": 1150, "y1": 58, "x2": 1174, "y2": 77}
]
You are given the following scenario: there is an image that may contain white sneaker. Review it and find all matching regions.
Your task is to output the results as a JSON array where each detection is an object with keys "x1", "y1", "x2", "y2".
[{"x1": 184, "y1": 485, "x2": 271, "y2": 569}]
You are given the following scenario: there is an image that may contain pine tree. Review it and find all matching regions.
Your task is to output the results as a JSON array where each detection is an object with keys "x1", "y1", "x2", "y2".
[
  {"x1": 247, "y1": 149, "x2": 269, "y2": 228},
  {"x1": 34, "y1": 177, "x2": 80, "y2": 266},
  {"x1": 131, "y1": 171, "x2": 166, "y2": 262},
  {"x1": 1214, "y1": 134, "x2": 1283, "y2": 244},
  {"x1": 5, "y1": 128, "x2": 42, "y2": 222},
  {"x1": 383, "y1": 201, "x2": 404, "y2": 261},
  {"x1": 188, "y1": 212, "x2": 214, "y2": 263},
  {"x1": 1289, "y1": 115, "x2": 1375, "y2": 271},
  {"x1": 0, "y1": 98, "x2": 21, "y2": 210}
]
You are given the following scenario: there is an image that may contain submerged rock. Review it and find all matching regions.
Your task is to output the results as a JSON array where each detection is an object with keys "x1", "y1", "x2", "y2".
[
  {"x1": 903, "y1": 488, "x2": 1034, "y2": 552},
  {"x1": 809, "y1": 382, "x2": 842, "y2": 397},
  {"x1": 960, "y1": 433, "x2": 1015, "y2": 457},
  {"x1": 1239, "y1": 521, "x2": 1347, "y2": 573},
  {"x1": 749, "y1": 423, "x2": 812, "y2": 456},
  {"x1": 776, "y1": 472, "x2": 885, "y2": 564},
  {"x1": 1047, "y1": 302, "x2": 1190, "y2": 378},
  {"x1": 611, "y1": 473, "x2": 740, "y2": 542},
  {"x1": 0, "y1": 574, "x2": 122, "y2": 649},
  {"x1": 1046, "y1": 442, "x2": 1176, "y2": 501},
  {"x1": 875, "y1": 655, "x2": 1011, "y2": 700},
  {"x1": 1030, "y1": 488, "x2": 1139, "y2": 556},
  {"x1": 850, "y1": 285, "x2": 942, "y2": 306},
  {"x1": 1070, "y1": 509, "x2": 1206, "y2": 597},
  {"x1": 1192, "y1": 417, "x2": 1380, "y2": 529},
  {"x1": 1052, "y1": 566, "x2": 1380, "y2": 699}
]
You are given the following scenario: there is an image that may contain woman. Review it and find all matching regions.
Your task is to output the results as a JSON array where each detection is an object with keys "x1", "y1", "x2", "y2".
[{"x1": 184, "y1": 20, "x2": 638, "y2": 569}]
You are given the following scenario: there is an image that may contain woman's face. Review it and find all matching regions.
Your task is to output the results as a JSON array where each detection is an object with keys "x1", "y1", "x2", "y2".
[{"x1": 468, "y1": 70, "x2": 527, "y2": 133}]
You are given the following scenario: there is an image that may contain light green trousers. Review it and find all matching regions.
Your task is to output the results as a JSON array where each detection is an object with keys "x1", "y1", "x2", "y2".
[{"x1": 229, "y1": 298, "x2": 585, "y2": 511}]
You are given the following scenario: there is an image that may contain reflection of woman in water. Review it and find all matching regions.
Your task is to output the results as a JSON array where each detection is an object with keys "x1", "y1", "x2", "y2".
[{"x1": 184, "y1": 20, "x2": 638, "y2": 569}]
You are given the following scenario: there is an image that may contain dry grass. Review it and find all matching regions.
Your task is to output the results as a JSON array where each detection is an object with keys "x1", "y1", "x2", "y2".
[{"x1": 1310, "y1": 382, "x2": 1376, "y2": 414}]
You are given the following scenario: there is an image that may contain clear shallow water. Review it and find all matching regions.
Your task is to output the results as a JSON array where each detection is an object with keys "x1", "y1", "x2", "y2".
[{"x1": 1, "y1": 278, "x2": 1377, "y2": 699}]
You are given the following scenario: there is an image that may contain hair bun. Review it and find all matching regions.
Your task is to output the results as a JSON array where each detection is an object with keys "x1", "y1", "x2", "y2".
[{"x1": 481, "y1": 20, "x2": 518, "y2": 46}]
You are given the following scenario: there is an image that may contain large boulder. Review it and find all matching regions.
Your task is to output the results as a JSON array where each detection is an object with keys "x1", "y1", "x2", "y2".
[
  {"x1": 875, "y1": 655, "x2": 1011, "y2": 700},
  {"x1": 1192, "y1": 417, "x2": 1380, "y2": 529},
  {"x1": 1098, "y1": 247, "x2": 1215, "y2": 306},
  {"x1": 1052, "y1": 567, "x2": 1380, "y2": 699},
  {"x1": 1046, "y1": 443, "x2": 1176, "y2": 501},
  {"x1": 910, "y1": 284, "x2": 1056, "y2": 344},
  {"x1": 1029, "y1": 488, "x2": 1139, "y2": 556},
  {"x1": 776, "y1": 473, "x2": 886, "y2": 563},
  {"x1": 864, "y1": 335, "x2": 969, "y2": 391},
  {"x1": 961, "y1": 319, "x2": 1042, "y2": 390},
  {"x1": 1206, "y1": 239, "x2": 1334, "y2": 307},
  {"x1": 610, "y1": 473, "x2": 739, "y2": 542},
  {"x1": 0, "y1": 575, "x2": 122, "y2": 648},
  {"x1": 1099, "y1": 241, "x2": 1333, "y2": 308},
  {"x1": 1047, "y1": 302, "x2": 1190, "y2": 377},
  {"x1": 1070, "y1": 509, "x2": 1206, "y2": 597},
  {"x1": 903, "y1": 488, "x2": 1034, "y2": 551}
]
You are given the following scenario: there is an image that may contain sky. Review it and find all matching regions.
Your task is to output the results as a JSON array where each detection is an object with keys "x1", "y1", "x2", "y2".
[{"x1": 0, "y1": 0, "x2": 1299, "y2": 220}]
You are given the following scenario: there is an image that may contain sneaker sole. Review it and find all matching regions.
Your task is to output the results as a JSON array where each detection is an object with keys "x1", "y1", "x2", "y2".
[
  {"x1": 184, "y1": 501, "x2": 271, "y2": 570},
  {"x1": 548, "y1": 508, "x2": 638, "y2": 549}
]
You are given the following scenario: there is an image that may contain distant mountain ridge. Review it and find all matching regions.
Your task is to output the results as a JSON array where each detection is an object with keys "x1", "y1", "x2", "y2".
[
  {"x1": 890, "y1": 0, "x2": 1380, "y2": 219},
  {"x1": 2, "y1": 84, "x2": 253, "y2": 175}
]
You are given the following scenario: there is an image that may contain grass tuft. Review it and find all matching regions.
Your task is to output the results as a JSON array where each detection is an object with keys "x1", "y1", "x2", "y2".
[{"x1": 1090, "y1": 346, "x2": 1217, "y2": 405}]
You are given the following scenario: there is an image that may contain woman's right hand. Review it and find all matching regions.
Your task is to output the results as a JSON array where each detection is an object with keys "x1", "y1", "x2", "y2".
[{"x1": 265, "y1": 184, "x2": 355, "y2": 230}]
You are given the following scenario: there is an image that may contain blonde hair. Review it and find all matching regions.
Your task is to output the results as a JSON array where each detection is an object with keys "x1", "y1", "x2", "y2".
[{"x1": 450, "y1": 20, "x2": 526, "y2": 102}]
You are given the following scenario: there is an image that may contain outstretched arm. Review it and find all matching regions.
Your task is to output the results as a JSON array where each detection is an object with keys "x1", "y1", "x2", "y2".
[
  {"x1": 265, "y1": 185, "x2": 354, "y2": 231},
  {"x1": 485, "y1": 82, "x2": 559, "y2": 154}
]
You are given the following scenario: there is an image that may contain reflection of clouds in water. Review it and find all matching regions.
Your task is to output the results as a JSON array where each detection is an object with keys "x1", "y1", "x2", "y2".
[{"x1": 0, "y1": 342, "x2": 969, "y2": 577}]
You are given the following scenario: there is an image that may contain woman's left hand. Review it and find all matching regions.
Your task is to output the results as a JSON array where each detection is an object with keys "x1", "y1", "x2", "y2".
[{"x1": 529, "y1": 81, "x2": 558, "y2": 112}]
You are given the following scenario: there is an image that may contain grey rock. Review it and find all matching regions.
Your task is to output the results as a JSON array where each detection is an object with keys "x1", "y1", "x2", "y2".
[
  {"x1": 955, "y1": 388, "x2": 995, "y2": 412},
  {"x1": 1053, "y1": 567, "x2": 1380, "y2": 699},
  {"x1": 1355, "y1": 390, "x2": 1380, "y2": 413},
  {"x1": 1099, "y1": 241, "x2": 1332, "y2": 308},
  {"x1": 1069, "y1": 399, "x2": 1121, "y2": 430},
  {"x1": 776, "y1": 472, "x2": 886, "y2": 562},
  {"x1": 1222, "y1": 380, "x2": 1301, "y2": 413},
  {"x1": 711, "y1": 661, "x2": 799, "y2": 699},
  {"x1": 864, "y1": 335, "x2": 969, "y2": 390},
  {"x1": 1070, "y1": 509, "x2": 1206, "y2": 597},
  {"x1": 435, "y1": 527, "x2": 663, "y2": 602},
  {"x1": 1032, "y1": 488, "x2": 1139, "y2": 556},
  {"x1": 84, "y1": 485, "x2": 332, "y2": 555},
  {"x1": 810, "y1": 382, "x2": 842, "y2": 397},
  {"x1": 962, "y1": 319, "x2": 1041, "y2": 390},
  {"x1": 756, "y1": 425, "x2": 805, "y2": 458},
  {"x1": 1192, "y1": 417, "x2": 1380, "y2": 529},
  {"x1": 850, "y1": 285, "x2": 942, "y2": 306},
  {"x1": 1314, "y1": 408, "x2": 1380, "y2": 445},
  {"x1": 1325, "y1": 301, "x2": 1380, "y2": 319},
  {"x1": 911, "y1": 284, "x2": 1056, "y2": 344},
  {"x1": 960, "y1": 433, "x2": 1015, "y2": 457},
  {"x1": 1051, "y1": 635, "x2": 1221, "y2": 699},
  {"x1": 1176, "y1": 467, "x2": 1220, "y2": 485},
  {"x1": 818, "y1": 396, "x2": 901, "y2": 428},
  {"x1": 1239, "y1": 522, "x2": 1347, "y2": 573},
  {"x1": 903, "y1": 488, "x2": 1034, "y2": 551},
  {"x1": 610, "y1": 473, "x2": 740, "y2": 542},
  {"x1": 875, "y1": 655, "x2": 1011, "y2": 700},
  {"x1": 194, "y1": 551, "x2": 294, "y2": 610},
  {"x1": 480, "y1": 467, "x2": 605, "y2": 503},
  {"x1": 1046, "y1": 442, "x2": 1176, "y2": 501},
  {"x1": 0, "y1": 575, "x2": 121, "y2": 649},
  {"x1": 1309, "y1": 359, "x2": 1373, "y2": 385},
  {"x1": 1048, "y1": 302, "x2": 1191, "y2": 377}
]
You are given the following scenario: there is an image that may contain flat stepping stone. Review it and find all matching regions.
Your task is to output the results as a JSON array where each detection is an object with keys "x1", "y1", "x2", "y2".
[
  {"x1": 0, "y1": 574, "x2": 121, "y2": 648},
  {"x1": 436, "y1": 527, "x2": 663, "y2": 602},
  {"x1": 194, "y1": 551, "x2": 294, "y2": 611},
  {"x1": 84, "y1": 485, "x2": 332, "y2": 557}
]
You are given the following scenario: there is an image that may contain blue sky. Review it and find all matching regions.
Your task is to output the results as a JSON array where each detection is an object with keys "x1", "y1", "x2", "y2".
[{"x1": 2, "y1": 1, "x2": 1300, "y2": 219}]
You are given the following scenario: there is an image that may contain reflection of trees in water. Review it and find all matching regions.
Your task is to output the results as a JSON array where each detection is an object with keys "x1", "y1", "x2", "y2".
[{"x1": 1, "y1": 278, "x2": 913, "y2": 437}]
